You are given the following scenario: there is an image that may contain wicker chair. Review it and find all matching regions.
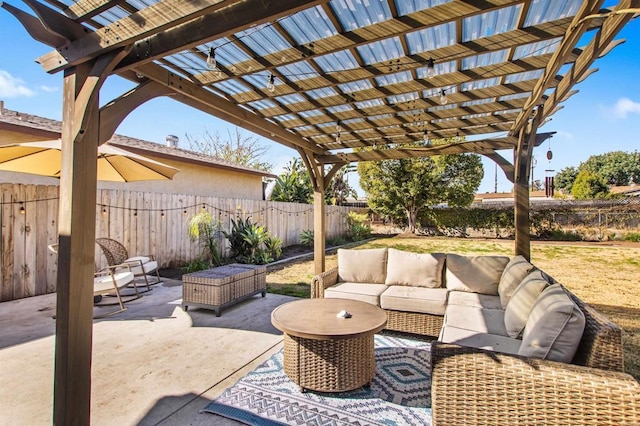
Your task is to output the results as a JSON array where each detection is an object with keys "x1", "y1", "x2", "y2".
[{"x1": 96, "y1": 238, "x2": 162, "y2": 292}]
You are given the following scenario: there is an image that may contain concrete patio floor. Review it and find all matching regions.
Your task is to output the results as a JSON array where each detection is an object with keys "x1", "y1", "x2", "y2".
[{"x1": 0, "y1": 278, "x2": 295, "y2": 425}]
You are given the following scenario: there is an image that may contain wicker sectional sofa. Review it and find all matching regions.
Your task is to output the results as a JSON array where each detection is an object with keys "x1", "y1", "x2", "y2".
[{"x1": 311, "y1": 247, "x2": 640, "y2": 425}]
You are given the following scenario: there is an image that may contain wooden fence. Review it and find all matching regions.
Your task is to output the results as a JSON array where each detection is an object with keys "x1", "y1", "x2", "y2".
[{"x1": 0, "y1": 184, "x2": 363, "y2": 302}]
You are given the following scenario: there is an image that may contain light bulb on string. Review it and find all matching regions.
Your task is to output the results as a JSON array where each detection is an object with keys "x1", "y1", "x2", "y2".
[
  {"x1": 206, "y1": 47, "x2": 217, "y2": 71},
  {"x1": 19, "y1": 203, "x2": 25, "y2": 215},
  {"x1": 439, "y1": 89, "x2": 448, "y2": 105},
  {"x1": 336, "y1": 121, "x2": 342, "y2": 133},
  {"x1": 426, "y1": 58, "x2": 435, "y2": 78},
  {"x1": 423, "y1": 130, "x2": 430, "y2": 146},
  {"x1": 266, "y1": 74, "x2": 276, "y2": 92}
]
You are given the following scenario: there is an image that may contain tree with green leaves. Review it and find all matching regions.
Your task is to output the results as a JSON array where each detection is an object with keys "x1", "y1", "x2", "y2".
[
  {"x1": 270, "y1": 159, "x2": 357, "y2": 205},
  {"x1": 554, "y1": 151, "x2": 640, "y2": 194},
  {"x1": 571, "y1": 171, "x2": 609, "y2": 199},
  {"x1": 358, "y1": 151, "x2": 483, "y2": 233},
  {"x1": 186, "y1": 126, "x2": 272, "y2": 172}
]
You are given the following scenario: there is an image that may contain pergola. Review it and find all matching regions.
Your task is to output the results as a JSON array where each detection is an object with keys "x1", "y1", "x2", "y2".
[{"x1": 3, "y1": 0, "x2": 638, "y2": 423}]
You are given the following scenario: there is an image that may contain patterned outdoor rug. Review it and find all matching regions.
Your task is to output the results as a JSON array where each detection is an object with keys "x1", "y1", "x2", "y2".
[{"x1": 204, "y1": 335, "x2": 432, "y2": 425}]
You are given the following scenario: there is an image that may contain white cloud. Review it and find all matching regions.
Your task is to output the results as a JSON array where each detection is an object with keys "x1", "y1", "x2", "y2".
[
  {"x1": 39, "y1": 85, "x2": 58, "y2": 93},
  {"x1": 555, "y1": 130, "x2": 574, "y2": 140},
  {"x1": 0, "y1": 70, "x2": 35, "y2": 98},
  {"x1": 612, "y1": 98, "x2": 640, "y2": 119}
]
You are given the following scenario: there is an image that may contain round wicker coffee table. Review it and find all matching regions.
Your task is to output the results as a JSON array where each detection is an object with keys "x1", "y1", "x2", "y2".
[{"x1": 271, "y1": 298, "x2": 387, "y2": 393}]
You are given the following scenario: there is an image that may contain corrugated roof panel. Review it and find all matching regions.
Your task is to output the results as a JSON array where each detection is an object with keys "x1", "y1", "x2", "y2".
[
  {"x1": 428, "y1": 103, "x2": 457, "y2": 112},
  {"x1": 355, "y1": 99, "x2": 385, "y2": 109},
  {"x1": 93, "y1": 6, "x2": 129, "y2": 25},
  {"x1": 460, "y1": 112, "x2": 492, "y2": 120},
  {"x1": 213, "y1": 79, "x2": 250, "y2": 95},
  {"x1": 525, "y1": 0, "x2": 581, "y2": 27},
  {"x1": 164, "y1": 51, "x2": 204, "y2": 73},
  {"x1": 294, "y1": 125, "x2": 316, "y2": 131},
  {"x1": 461, "y1": 77, "x2": 501, "y2": 91},
  {"x1": 330, "y1": 0, "x2": 392, "y2": 31},
  {"x1": 319, "y1": 121, "x2": 340, "y2": 129},
  {"x1": 356, "y1": 37, "x2": 404, "y2": 65},
  {"x1": 126, "y1": 0, "x2": 156, "y2": 9},
  {"x1": 343, "y1": 117, "x2": 365, "y2": 124},
  {"x1": 234, "y1": 24, "x2": 291, "y2": 57},
  {"x1": 423, "y1": 85, "x2": 457, "y2": 97},
  {"x1": 504, "y1": 69, "x2": 544, "y2": 84},
  {"x1": 406, "y1": 22, "x2": 456, "y2": 54},
  {"x1": 375, "y1": 71, "x2": 412, "y2": 86},
  {"x1": 463, "y1": 4, "x2": 522, "y2": 42},
  {"x1": 513, "y1": 38, "x2": 561, "y2": 60},
  {"x1": 369, "y1": 113, "x2": 393, "y2": 120},
  {"x1": 327, "y1": 104, "x2": 354, "y2": 113},
  {"x1": 417, "y1": 60, "x2": 457, "y2": 78},
  {"x1": 279, "y1": 6, "x2": 337, "y2": 44},
  {"x1": 387, "y1": 92, "x2": 419, "y2": 105},
  {"x1": 495, "y1": 108, "x2": 521, "y2": 115},
  {"x1": 246, "y1": 99, "x2": 278, "y2": 110},
  {"x1": 275, "y1": 93, "x2": 307, "y2": 105},
  {"x1": 314, "y1": 50, "x2": 359, "y2": 72},
  {"x1": 396, "y1": 0, "x2": 454, "y2": 16},
  {"x1": 307, "y1": 87, "x2": 339, "y2": 98},
  {"x1": 273, "y1": 113, "x2": 298, "y2": 122},
  {"x1": 277, "y1": 61, "x2": 320, "y2": 82},
  {"x1": 299, "y1": 109, "x2": 324, "y2": 118},
  {"x1": 462, "y1": 49, "x2": 509, "y2": 70},
  {"x1": 338, "y1": 79, "x2": 374, "y2": 93},
  {"x1": 462, "y1": 98, "x2": 494, "y2": 107},
  {"x1": 499, "y1": 93, "x2": 530, "y2": 101}
]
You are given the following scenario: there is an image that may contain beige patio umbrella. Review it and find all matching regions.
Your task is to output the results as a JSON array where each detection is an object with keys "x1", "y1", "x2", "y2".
[{"x1": 0, "y1": 139, "x2": 179, "y2": 181}]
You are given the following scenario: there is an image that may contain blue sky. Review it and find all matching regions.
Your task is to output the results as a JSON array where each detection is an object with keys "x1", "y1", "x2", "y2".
[{"x1": 1, "y1": 3, "x2": 639, "y2": 196}]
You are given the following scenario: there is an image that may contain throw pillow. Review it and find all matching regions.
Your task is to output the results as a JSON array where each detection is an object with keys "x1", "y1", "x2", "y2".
[
  {"x1": 385, "y1": 249, "x2": 445, "y2": 288},
  {"x1": 498, "y1": 255, "x2": 534, "y2": 308},
  {"x1": 518, "y1": 284, "x2": 586, "y2": 363},
  {"x1": 338, "y1": 248, "x2": 387, "y2": 284},
  {"x1": 445, "y1": 254, "x2": 510, "y2": 295},
  {"x1": 504, "y1": 270, "x2": 550, "y2": 338}
]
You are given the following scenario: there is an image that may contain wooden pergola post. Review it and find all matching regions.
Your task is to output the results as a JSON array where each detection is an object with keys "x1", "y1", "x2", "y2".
[
  {"x1": 313, "y1": 168, "x2": 326, "y2": 275},
  {"x1": 54, "y1": 63, "x2": 100, "y2": 426},
  {"x1": 513, "y1": 107, "x2": 543, "y2": 261}
]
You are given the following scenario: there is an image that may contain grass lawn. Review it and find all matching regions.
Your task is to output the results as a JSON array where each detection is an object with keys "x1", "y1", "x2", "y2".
[{"x1": 266, "y1": 235, "x2": 640, "y2": 380}]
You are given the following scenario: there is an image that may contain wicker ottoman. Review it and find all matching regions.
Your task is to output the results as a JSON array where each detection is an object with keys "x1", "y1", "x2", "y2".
[
  {"x1": 271, "y1": 298, "x2": 387, "y2": 393},
  {"x1": 182, "y1": 264, "x2": 267, "y2": 316}
]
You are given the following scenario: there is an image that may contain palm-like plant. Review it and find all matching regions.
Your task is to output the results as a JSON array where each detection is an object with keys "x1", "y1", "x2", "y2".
[{"x1": 188, "y1": 211, "x2": 223, "y2": 266}]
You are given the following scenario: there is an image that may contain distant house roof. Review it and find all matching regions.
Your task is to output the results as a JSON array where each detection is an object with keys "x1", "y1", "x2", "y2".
[
  {"x1": 474, "y1": 191, "x2": 548, "y2": 202},
  {"x1": 0, "y1": 108, "x2": 275, "y2": 178}
]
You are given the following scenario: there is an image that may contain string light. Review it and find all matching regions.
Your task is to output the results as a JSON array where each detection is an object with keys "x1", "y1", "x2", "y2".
[
  {"x1": 102, "y1": 206, "x2": 107, "y2": 215},
  {"x1": 19, "y1": 203, "x2": 25, "y2": 214},
  {"x1": 426, "y1": 57, "x2": 436, "y2": 78},
  {"x1": 183, "y1": 209, "x2": 188, "y2": 216},
  {"x1": 439, "y1": 89, "x2": 448, "y2": 105},
  {"x1": 134, "y1": 210, "x2": 138, "y2": 217},
  {"x1": 161, "y1": 210, "x2": 165, "y2": 218},
  {"x1": 336, "y1": 121, "x2": 342, "y2": 133},
  {"x1": 266, "y1": 74, "x2": 276, "y2": 92},
  {"x1": 423, "y1": 130, "x2": 430, "y2": 146},
  {"x1": 206, "y1": 47, "x2": 217, "y2": 71}
]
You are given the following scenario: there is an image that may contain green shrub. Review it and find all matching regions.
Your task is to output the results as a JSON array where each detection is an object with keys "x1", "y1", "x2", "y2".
[
  {"x1": 350, "y1": 223, "x2": 371, "y2": 241},
  {"x1": 299, "y1": 229, "x2": 314, "y2": 246},
  {"x1": 624, "y1": 232, "x2": 640, "y2": 242},
  {"x1": 187, "y1": 211, "x2": 223, "y2": 267},
  {"x1": 183, "y1": 259, "x2": 210, "y2": 273},
  {"x1": 327, "y1": 236, "x2": 347, "y2": 246},
  {"x1": 264, "y1": 236, "x2": 283, "y2": 260}
]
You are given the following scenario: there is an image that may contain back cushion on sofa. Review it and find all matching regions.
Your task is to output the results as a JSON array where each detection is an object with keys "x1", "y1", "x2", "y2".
[
  {"x1": 338, "y1": 248, "x2": 387, "y2": 284},
  {"x1": 498, "y1": 255, "x2": 534, "y2": 308},
  {"x1": 518, "y1": 284, "x2": 586, "y2": 363},
  {"x1": 445, "y1": 254, "x2": 510, "y2": 295},
  {"x1": 504, "y1": 270, "x2": 550, "y2": 338},
  {"x1": 385, "y1": 249, "x2": 445, "y2": 288}
]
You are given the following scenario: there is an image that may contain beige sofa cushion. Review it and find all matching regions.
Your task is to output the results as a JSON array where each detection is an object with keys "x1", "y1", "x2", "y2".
[
  {"x1": 338, "y1": 248, "x2": 387, "y2": 284},
  {"x1": 380, "y1": 286, "x2": 448, "y2": 315},
  {"x1": 504, "y1": 270, "x2": 550, "y2": 338},
  {"x1": 445, "y1": 254, "x2": 510, "y2": 295},
  {"x1": 498, "y1": 255, "x2": 534, "y2": 308},
  {"x1": 324, "y1": 282, "x2": 388, "y2": 306},
  {"x1": 443, "y1": 305, "x2": 508, "y2": 336},
  {"x1": 447, "y1": 291, "x2": 502, "y2": 310},
  {"x1": 439, "y1": 325, "x2": 521, "y2": 355},
  {"x1": 518, "y1": 284, "x2": 586, "y2": 363},
  {"x1": 385, "y1": 249, "x2": 445, "y2": 288}
]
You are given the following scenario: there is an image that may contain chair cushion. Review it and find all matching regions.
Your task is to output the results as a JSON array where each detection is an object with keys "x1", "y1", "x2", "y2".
[
  {"x1": 504, "y1": 270, "x2": 550, "y2": 338},
  {"x1": 94, "y1": 271, "x2": 133, "y2": 293},
  {"x1": 439, "y1": 325, "x2": 521, "y2": 355},
  {"x1": 324, "y1": 282, "x2": 388, "y2": 306},
  {"x1": 498, "y1": 255, "x2": 534, "y2": 308},
  {"x1": 126, "y1": 256, "x2": 151, "y2": 264},
  {"x1": 126, "y1": 260, "x2": 158, "y2": 276},
  {"x1": 338, "y1": 248, "x2": 387, "y2": 284},
  {"x1": 380, "y1": 286, "x2": 448, "y2": 315},
  {"x1": 518, "y1": 284, "x2": 586, "y2": 363},
  {"x1": 447, "y1": 291, "x2": 502, "y2": 310},
  {"x1": 384, "y1": 249, "x2": 445, "y2": 288},
  {"x1": 445, "y1": 254, "x2": 510, "y2": 295},
  {"x1": 443, "y1": 305, "x2": 508, "y2": 336}
]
